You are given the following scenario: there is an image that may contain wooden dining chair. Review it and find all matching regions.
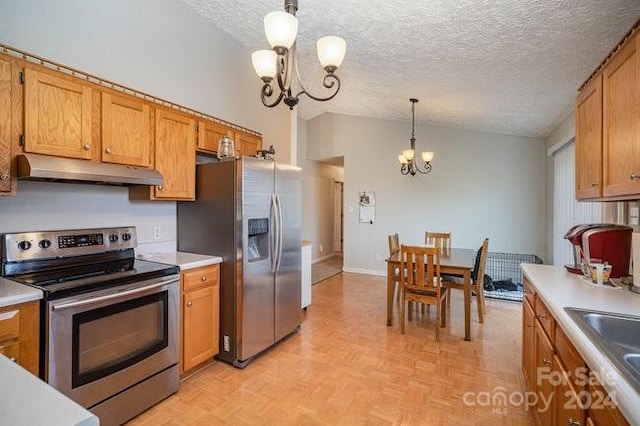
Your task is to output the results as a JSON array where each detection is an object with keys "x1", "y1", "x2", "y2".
[
  {"x1": 425, "y1": 232, "x2": 451, "y2": 251},
  {"x1": 399, "y1": 244, "x2": 448, "y2": 341},
  {"x1": 388, "y1": 233, "x2": 401, "y2": 302},
  {"x1": 441, "y1": 238, "x2": 489, "y2": 323}
]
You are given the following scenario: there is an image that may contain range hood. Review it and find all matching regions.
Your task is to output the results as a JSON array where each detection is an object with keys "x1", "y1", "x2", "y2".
[{"x1": 17, "y1": 153, "x2": 164, "y2": 186}]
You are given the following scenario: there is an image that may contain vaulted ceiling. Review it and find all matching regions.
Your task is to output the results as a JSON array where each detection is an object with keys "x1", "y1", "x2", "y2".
[{"x1": 180, "y1": 0, "x2": 639, "y2": 138}]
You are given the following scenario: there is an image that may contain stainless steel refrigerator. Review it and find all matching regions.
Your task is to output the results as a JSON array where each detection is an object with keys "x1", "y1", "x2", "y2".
[{"x1": 177, "y1": 156, "x2": 302, "y2": 368}]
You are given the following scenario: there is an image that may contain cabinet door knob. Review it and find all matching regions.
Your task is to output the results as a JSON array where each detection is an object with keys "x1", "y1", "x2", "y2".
[
  {"x1": 567, "y1": 418, "x2": 581, "y2": 426},
  {"x1": 631, "y1": 174, "x2": 639, "y2": 181},
  {"x1": 591, "y1": 182, "x2": 598, "y2": 187},
  {"x1": 10, "y1": 357, "x2": 17, "y2": 363},
  {"x1": 157, "y1": 185, "x2": 163, "y2": 191},
  {"x1": 105, "y1": 147, "x2": 112, "y2": 154},
  {"x1": 83, "y1": 144, "x2": 91, "y2": 151},
  {"x1": 537, "y1": 314, "x2": 547, "y2": 320},
  {"x1": 0, "y1": 173, "x2": 8, "y2": 181},
  {"x1": 543, "y1": 358, "x2": 552, "y2": 365},
  {"x1": 187, "y1": 301, "x2": 193, "y2": 307},
  {"x1": 201, "y1": 276, "x2": 207, "y2": 282}
]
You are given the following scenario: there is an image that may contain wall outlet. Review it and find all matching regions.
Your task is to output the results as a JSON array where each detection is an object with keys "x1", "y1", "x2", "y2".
[
  {"x1": 375, "y1": 252, "x2": 381, "y2": 261},
  {"x1": 630, "y1": 207, "x2": 640, "y2": 226},
  {"x1": 319, "y1": 244, "x2": 324, "y2": 253},
  {"x1": 153, "y1": 226, "x2": 162, "y2": 240}
]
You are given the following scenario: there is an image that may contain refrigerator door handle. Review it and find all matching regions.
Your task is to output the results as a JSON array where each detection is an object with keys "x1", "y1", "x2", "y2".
[
  {"x1": 275, "y1": 194, "x2": 284, "y2": 272},
  {"x1": 270, "y1": 193, "x2": 279, "y2": 273}
]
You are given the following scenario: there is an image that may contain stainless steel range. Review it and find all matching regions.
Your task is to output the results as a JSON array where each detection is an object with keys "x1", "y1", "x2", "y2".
[{"x1": 1, "y1": 227, "x2": 180, "y2": 426}]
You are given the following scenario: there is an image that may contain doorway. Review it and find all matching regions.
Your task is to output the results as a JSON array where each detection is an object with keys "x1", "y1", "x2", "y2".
[{"x1": 333, "y1": 181, "x2": 343, "y2": 253}]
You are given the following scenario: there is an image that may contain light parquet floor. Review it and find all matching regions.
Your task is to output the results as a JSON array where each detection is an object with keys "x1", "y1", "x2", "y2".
[{"x1": 128, "y1": 272, "x2": 535, "y2": 426}]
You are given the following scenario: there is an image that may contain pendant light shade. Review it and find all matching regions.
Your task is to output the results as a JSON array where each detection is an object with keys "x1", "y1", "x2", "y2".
[
  {"x1": 264, "y1": 11, "x2": 299, "y2": 50},
  {"x1": 251, "y1": 50, "x2": 278, "y2": 79},
  {"x1": 316, "y1": 36, "x2": 347, "y2": 70}
]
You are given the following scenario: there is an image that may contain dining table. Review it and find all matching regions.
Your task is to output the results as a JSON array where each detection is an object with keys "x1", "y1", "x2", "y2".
[{"x1": 385, "y1": 247, "x2": 477, "y2": 341}]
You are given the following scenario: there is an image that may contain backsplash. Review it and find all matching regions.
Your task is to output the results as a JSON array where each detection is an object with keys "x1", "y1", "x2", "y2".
[{"x1": 0, "y1": 181, "x2": 177, "y2": 253}]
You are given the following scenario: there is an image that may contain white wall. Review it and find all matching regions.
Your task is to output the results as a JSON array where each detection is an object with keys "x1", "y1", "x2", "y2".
[
  {"x1": 297, "y1": 118, "x2": 344, "y2": 261},
  {"x1": 0, "y1": 182, "x2": 176, "y2": 254},
  {"x1": 307, "y1": 113, "x2": 547, "y2": 275},
  {"x1": 0, "y1": 0, "x2": 292, "y2": 248}
]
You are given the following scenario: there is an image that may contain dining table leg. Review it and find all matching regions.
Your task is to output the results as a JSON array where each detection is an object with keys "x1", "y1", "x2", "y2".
[
  {"x1": 464, "y1": 270, "x2": 471, "y2": 341},
  {"x1": 387, "y1": 262, "x2": 394, "y2": 326}
]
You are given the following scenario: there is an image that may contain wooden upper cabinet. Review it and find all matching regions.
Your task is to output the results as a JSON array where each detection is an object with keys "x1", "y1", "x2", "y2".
[
  {"x1": 154, "y1": 109, "x2": 195, "y2": 200},
  {"x1": 235, "y1": 131, "x2": 262, "y2": 157},
  {"x1": 101, "y1": 93, "x2": 151, "y2": 167},
  {"x1": 24, "y1": 69, "x2": 92, "y2": 159},
  {"x1": 602, "y1": 33, "x2": 639, "y2": 197},
  {"x1": 575, "y1": 74, "x2": 603, "y2": 199},
  {"x1": 0, "y1": 58, "x2": 12, "y2": 193},
  {"x1": 197, "y1": 120, "x2": 232, "y2": 153}
]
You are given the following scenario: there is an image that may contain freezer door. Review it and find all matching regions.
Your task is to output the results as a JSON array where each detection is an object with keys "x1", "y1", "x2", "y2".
[
  {"x1": 275, "y1": 162, "x2": 302, "y2": 341},
  {"x1": 240, "y1": 157, "x2": 276, "y2": 361}
]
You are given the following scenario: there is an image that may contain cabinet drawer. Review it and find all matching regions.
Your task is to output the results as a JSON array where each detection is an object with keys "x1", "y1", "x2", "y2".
[
  {"x1": 523, "y1": 277, "x2": 535, "y2": 307},
  {"x1": 0, "y1": 339, "x2": 20, "y2": 363},
  {"x1": 0, "y1": 308, "x2": 20, "y2": 341},
  {"x1": 556, "y1": 326, "x2": 587, "y2": 392},
  {"x1": 183, "y1": 264, "x2": 219, "y2": 292},
  {"x1": 535, "y1": 296, "x2": 555, "y2": 340}
]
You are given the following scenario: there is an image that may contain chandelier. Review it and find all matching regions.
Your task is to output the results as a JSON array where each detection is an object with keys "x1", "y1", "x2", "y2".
[
  {"x1": 398, "y1": 98, "x2": 434, "y2": 176},
  {"x1": 251, "y1": 0, "x2": 347, "y2": 110}
]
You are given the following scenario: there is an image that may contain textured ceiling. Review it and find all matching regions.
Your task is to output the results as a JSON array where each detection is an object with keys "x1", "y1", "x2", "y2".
[{"x1": 179, "y1": 0, "x2": 640, "y2": 138}]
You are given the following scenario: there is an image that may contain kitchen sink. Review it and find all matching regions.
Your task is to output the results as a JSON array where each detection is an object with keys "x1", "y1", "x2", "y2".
[
  {"x1": 625, "y1": 354, "x2": 640, "y2": 375},
  {"x1": 565, "y1": 308, "x2": 640, "y2": 391},
  {"x1": 582, "y1": 312, "x2": 640, "y2": 352}
]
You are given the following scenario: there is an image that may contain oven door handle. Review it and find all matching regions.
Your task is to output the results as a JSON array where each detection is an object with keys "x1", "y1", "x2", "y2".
[{"x1": 51, "y1": 275, "x2": 179, "y2": 311}]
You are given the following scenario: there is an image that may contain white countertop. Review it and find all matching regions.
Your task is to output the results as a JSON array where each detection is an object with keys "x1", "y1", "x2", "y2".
[
  {"x1": 0, "y1": 355, "x2": 98, "y2": 426},
  {"x1": 0, "y1": 277, "x2": 43, "y2": 308},
  {"x1": 136, "y1": 251, "x2": 222, "y2": 270},
  {"x1": 522, "y1": 264, "x2": 640, "y2": 424}
]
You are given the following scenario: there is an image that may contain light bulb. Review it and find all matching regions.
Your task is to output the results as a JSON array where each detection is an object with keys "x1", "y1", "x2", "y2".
[
  {"x1": 264, "y1": 11, "x2": 298, "y2": 50},
  {"x1": 422, "y1": 151, "x2": 434, "y2": 162},
  {"x1": 398, "y1": 154, "x2": 408, "y2": 165}
]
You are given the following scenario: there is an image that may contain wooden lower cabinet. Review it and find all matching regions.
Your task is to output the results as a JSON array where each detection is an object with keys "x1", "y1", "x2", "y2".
[
  {"x1": 554, "y1": 355, "x2": 586, "y2": 426},
  {"x1": 522, "y1": 298, "x2": 536, "y2": 389},
  {"x1": 0, "y1": 300, "x2": 39, "y2": 375},
  {"x1": 588, "y1": 373, "x2": 630, "y2": 426},
  {"x1": 522, "y1": 279, "x2": 630, "y2": 426},
  {"x1": 535, "y1": 319, "x2": 556, "y2": 425},
  {"x1": 181, "y1": 264, "x2": 220, "y2": 374}
]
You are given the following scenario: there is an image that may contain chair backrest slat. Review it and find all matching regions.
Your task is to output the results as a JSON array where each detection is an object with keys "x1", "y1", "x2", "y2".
[
  {"x1": 425, "y1": 232, "x2": 451, "y2": 250},
  {"x1": 388, "y1": 233, "x2": 400, "y2": 256}
]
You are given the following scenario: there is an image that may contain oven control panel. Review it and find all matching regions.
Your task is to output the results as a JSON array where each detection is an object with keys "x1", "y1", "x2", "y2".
[
  {"x1": 58, "y1": 233, "x2": 104, "y2": 249},
  {"x1": 2, "y1": 227, "x2": 137, "y2": 262}
]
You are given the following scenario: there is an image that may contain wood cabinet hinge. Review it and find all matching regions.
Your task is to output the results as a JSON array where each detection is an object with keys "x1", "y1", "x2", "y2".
[
  {"x1": 18, "y1": 135, "x2": 24, "y2": 146},
  {"x1": 18, "y1": 72, "x2": 24, "y2": 84}
]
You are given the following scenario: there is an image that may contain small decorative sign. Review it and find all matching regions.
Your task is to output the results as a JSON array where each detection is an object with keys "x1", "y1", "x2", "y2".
[{"x1": 359, "y1": 190, "x2": 375, "y2": 224}]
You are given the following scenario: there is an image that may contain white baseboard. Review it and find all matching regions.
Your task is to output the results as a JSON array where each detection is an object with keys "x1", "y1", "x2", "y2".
[
  {"x1": 312, "y1": 253, "x2": 336, "y2": 264},
  {"x1": 341, "y1": 267, "x2": 386, "y2": 277}
]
